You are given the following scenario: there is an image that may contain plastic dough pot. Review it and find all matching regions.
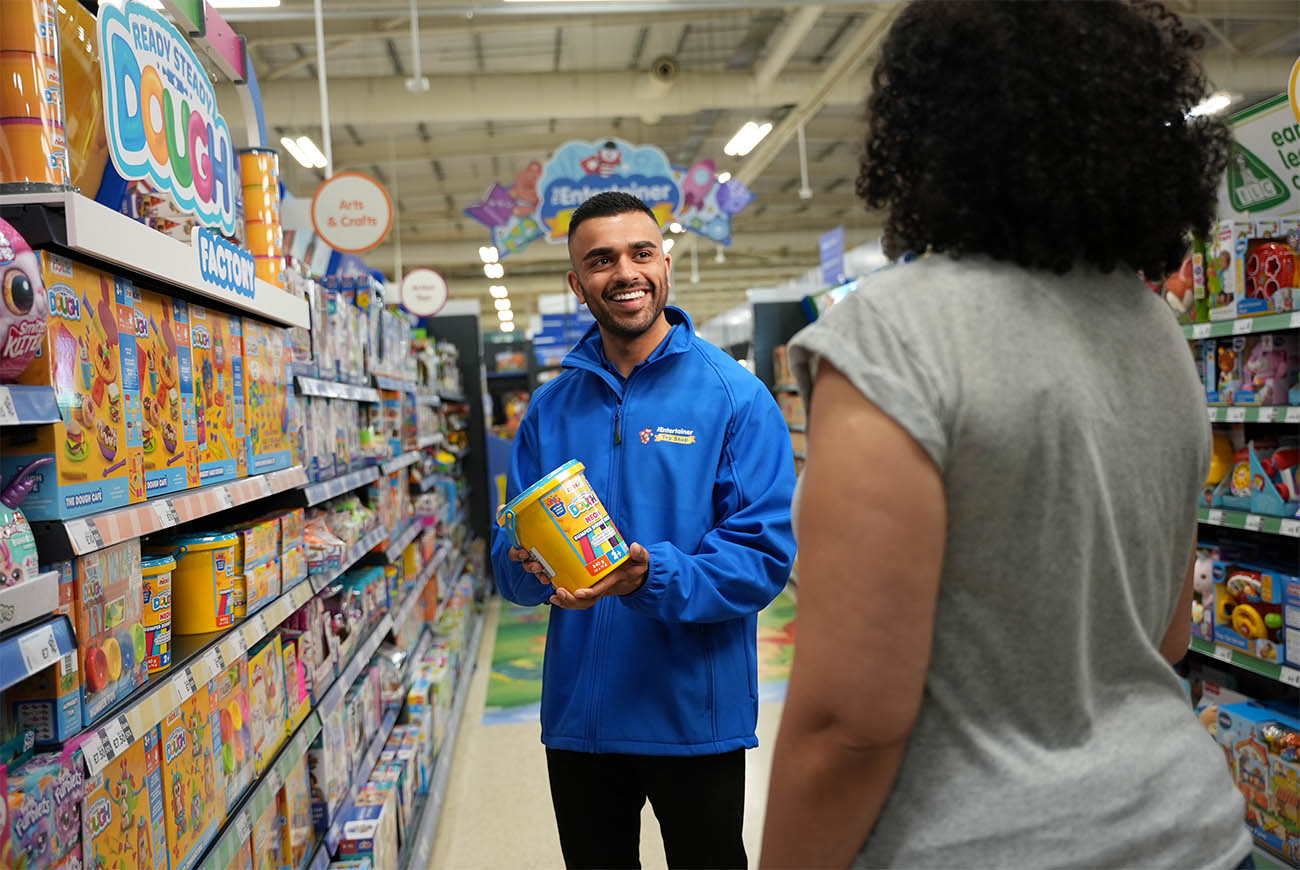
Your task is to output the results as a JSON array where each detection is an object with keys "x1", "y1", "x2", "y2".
[
  {"x1": 497, "y1": 459, "x2": 630, "y2": 593},
  {"x1": 142, "y1": 549, "x2": 181, "y2": 673},
  {"x1": 150, "y1": 533, "x2": 237, "y2": 633}
]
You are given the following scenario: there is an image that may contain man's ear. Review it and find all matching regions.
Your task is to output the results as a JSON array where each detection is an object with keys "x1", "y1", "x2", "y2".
[{"x1": 567, "y1": 271, "x2": 585, "y2": 303}]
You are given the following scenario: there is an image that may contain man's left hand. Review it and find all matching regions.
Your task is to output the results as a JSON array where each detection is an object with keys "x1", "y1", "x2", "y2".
[{"x1": 550, "y1": 543, "x2": 650, "y2": 610}]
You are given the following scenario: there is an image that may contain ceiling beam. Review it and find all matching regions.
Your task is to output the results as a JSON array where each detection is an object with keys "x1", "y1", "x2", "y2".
[{"x1": 753, "y1": 4, "x2": 825, "y2": 92}]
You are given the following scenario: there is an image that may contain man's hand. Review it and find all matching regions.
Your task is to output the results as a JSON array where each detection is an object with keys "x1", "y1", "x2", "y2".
[
  {"x1": 507, "y1": 546, "x2": 550, "y2": 581},
  {"x1": 551, "y1": 543, "x2": 650, "y2": 610}
]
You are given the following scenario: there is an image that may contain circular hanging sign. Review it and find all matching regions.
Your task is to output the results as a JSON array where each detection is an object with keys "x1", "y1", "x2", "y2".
[
  {"x1": 400, "y1": 267, "x2": 449, "y2": 316},
  {"x1": 1290, "y1": 57, "x2": 1300, "y2": 125},
  {"x1": 310, "y1": 171, "x2": 393, "y2": 254}
]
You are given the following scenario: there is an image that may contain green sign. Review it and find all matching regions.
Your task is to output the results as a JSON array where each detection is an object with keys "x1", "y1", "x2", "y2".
[{"x1": 1219, "y1": 94, "x2": 1300, "y2": 219}]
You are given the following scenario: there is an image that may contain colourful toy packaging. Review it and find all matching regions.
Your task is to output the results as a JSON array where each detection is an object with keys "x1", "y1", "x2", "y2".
[
  {"x1": 0, "y1": 765, "x2": 9, "y2": 870},
  {"x1": 1287, "y1": 575, "x2": 1300, "y2": 671},
  {"x1": 214, "y1": 655, "x2": 255, "y2": 810},
  {"x1": 7, "y1": 750, "x2": 83, "y2": 869},
  {"x1": 1212, "y1": 337, "x2": 1246, "y2": 406},
  {"x1": 241, "y1": 317, "x2": 293, "y2": 474},
  {"x1": 234, "y1": 557, "x2": 281, "y2": 619},
  {"x1": 222, "y1": 841, "x2": 254, "y2": 870},
  {"x1": 149, "y1": 532, "x2": 238, "y2": 634},
  {"x1": 249, "y1": 791, "x2": 282, "y2": 870},
  {"x1": 282, "y1": 636, "x2": 311, "y2": 735},
  {"x1": 1217, "y1": 704, "x2": 1300, "y2": 860},
  {"x1": 1214, "y1": 561, "x2": 1291, "y2": 665},
  {"x1": 160, "y1": 678, "x2": 224, "y2": 870},
  {"x1": 329, "y1": 861, "x2": 374, "y2": 870},
  {"x1": 1250, "y1": 439, "x2": 1300, "y2": 518},
  {"x1": 371, "y1": 759, "x2": 415, "y2": 841},
  {"x1": 1245, "y1": 219, "x2": 1297, "y2": 315},
  {"x1": 247, "y1": 634, "x2": 288, "y2": 775},
  {"x1": 309, "y1": 705, "x2": 349, "y2": 831},
  {"x1": 335, "y1": 789, "x2": 399, "y2": 870},
  {"x1": 1191, "y1": 544, "x2": 1216, "y2": 642},
  {"x1": 1161, "y1": 241, "x2": 1208, "y2": 324},
  {"x1": 231, "y1": 517, "x2": 279, "y2": 573},
  {"x1": 1236, "y1": 333, "x2": 1299, "y2": 406},
  {"x1": 1, "y1": 253, "x2": 145, "y2": 519},
  {"x1": 278, "y1": 754, "x2": 314, "y2": 870},
  {"x1": 189, "y1": 303, "x2": 247, "y2": 484},
  {"x1": 1206, "y1": 220, "x2": 1256, "y2": 320},
  {"x1": 282, "y1": 546, "x2": 307, "y2": 589},
  {"x1": 133, "y1": 288, "x2": 200, "y2": 496},
  {"x1": 81, "y1": 727, "x2": 168, "y2": 870},
  {"x1": 10, "y1": 563, "x2": 81, "y2": 744},
  {"x1": 72, "y1": 538, "x2": 147, "y2": 725}
]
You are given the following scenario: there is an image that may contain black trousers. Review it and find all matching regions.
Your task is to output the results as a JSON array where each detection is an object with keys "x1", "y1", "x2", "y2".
[{"x1": 545, "y1": 748, "x2": 748, "y2": 870}]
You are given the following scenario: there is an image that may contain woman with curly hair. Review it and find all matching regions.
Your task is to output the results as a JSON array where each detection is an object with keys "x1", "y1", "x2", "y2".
[{"x1": 762, "y1": 2, "x2": 1247, "y2": 868}]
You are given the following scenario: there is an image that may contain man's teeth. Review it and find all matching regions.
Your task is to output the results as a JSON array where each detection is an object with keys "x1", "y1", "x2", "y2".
[{"x1": 611, "y1": 290, "x2": 644, "y2": 302}]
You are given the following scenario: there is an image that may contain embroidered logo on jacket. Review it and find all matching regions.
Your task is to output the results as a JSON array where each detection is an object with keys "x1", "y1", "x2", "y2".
[
  {"x1": 651, "y1": 426, "x2": 695, "y2": 445},
  {"x1": 639, "y1": 428, "x2": 652, "y2": 444}
]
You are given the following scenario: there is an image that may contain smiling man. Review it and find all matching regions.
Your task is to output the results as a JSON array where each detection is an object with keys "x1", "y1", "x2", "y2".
[{"x1": 490, "y1": 191, "x2": 796, "y2": 869}]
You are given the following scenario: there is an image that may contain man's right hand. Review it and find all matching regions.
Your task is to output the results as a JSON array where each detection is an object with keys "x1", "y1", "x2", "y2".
[{"x1": 507, "y1": 546, "x2": 551, "y2": 583}]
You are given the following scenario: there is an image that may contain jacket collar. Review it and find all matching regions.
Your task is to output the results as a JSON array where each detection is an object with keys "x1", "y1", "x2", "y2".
[{"x1": 563, "y1": 306, "x2": 694, "y2": 384}]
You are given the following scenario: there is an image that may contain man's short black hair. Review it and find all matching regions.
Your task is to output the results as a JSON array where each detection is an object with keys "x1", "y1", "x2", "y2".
[{"x1": 568, "y1": 192, "x2": 659, "y2": 246}]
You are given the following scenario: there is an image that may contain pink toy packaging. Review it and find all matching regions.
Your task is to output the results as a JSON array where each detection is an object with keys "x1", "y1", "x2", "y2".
[
  {"x1": 7, "y1": 749, "x2": 84, "y2": 869},
  {"x1": 0, "y1": 218, "x2": 49, "y2": 381},
  {"x1": 1191, "y1": 544, "x2": 1216, "y2": 642},
  {"x1": 1236, "y1": 333, "x2": 1299, "y2": 406}
]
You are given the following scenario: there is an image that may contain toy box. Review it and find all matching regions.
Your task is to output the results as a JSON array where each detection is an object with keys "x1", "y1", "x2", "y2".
[
  {"x1": 1286, "y1": 573, "x2": 1300, "y2": 671},
  {"x1": 71, "y1": 539, "x2": 147, "y2": 725},
  {"x1": 335, "y1": 790, "x2": 399, "y2": 870},
  {"x1": 278, "y1": 753, "x2": 314, "y2": 870},
  {"x1": 222, "y1": 841, "x2": 254, "y2": 870},
  {"x1": 260, "y1": 507, "x2": 304, "y2": 554},
  {"x1": 282, "y1": 546, "x2": 307, "y2": 589},
  {"x1": 309, "y1": 705, "x2": 349, "y2": 832},
  {"x1": 247, "y1": 634, "x2": 288, "y2": 775},
  {"x1": 1, "y1": 253, "x2": 145, "y2": 519},
  {"x1": 1161, "y1": 241, "x2": 1209, "y2": 324},
  {"x1": 241, "y1": 317, "x2": 293, "y2": 474},
  {"x1": 1191, "y1": 544, "x2": 1217, "y2": 642},
  {"x1": 1214, "y1": 561, "x2": 1292, "y2": 665},
  {"x1": 1210, "y1": 337, "x2": 1246, "y2": 406},
  {"x1": 1250, "y1": 439, "x2": 1299, "y2": 518},
  {"x1": 189, "y1": 303, "x2": 247, "y2": 485},
  {"x1": 234, "y1": 557, "x2": 281, "y2": 619},
  {"x1": 81, "y1": 726, "x2": 168, "y2": 870},
  {"x1": 329, "y1": 861, "x2": 374, "y2": 870},
  {"x1": 1207, "y1": 220, "x2": 1256, "y2": 320},
  {"x1": 10, "y1": 563, "x2": 81, "y2": 744},
  {"x1": 1236, "y1": 333, "x2": 1299, "y2": 406},
  {"x1": 7, "y1": 750, "x2": 84, "y2": 869},
  {"x1": 232, "y1": 516, "x2": 280, "y2": 573},
  {"x1": 160, "y1": 678, "x2": 224, "y2": 870},
  {"x1": 282, "y1": 636, "x2": 311, "y2": 735},
  {"x1": 214, "y1": 655, "x2": 255, "y2": 810},
  {"x1": 1217, "y1": 704, "x2": 1300, "y2": 860},
  {"x1": 249, "y1": 789, "x2": 282, "y2": 870},
  {"x1": 1244, "y1": 220, "x2": 1297, "y2": 316},
  {"x1": 370, "y1": 759, "x2": 415, "y2": 842},
  {"x1": 133, "y1": 288, "x2": 200, "y2": 496}
]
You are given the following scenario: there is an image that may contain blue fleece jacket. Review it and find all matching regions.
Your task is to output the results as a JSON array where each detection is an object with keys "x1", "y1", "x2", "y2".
[{"x1": 490, "y1": 307, "x2": 797, "y2": 755}]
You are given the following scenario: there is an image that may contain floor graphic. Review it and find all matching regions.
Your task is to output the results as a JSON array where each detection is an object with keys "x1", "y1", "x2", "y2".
[{"x1": 483, "y1": 588, "x2": 798, "y2": 725}]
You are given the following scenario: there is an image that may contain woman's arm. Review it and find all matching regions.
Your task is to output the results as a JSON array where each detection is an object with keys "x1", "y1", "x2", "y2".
[{"x1": 761, "y1": 363, "x2": 947, "y2": 869}]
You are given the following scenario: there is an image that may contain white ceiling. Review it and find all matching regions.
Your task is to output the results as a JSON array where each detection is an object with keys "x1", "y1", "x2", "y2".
[{"x1": 214, "y1": 0, "x2": 1300, "y2": 327}]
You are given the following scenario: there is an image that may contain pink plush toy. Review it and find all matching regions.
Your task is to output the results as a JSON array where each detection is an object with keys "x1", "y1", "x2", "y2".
[
  {"x1": 1192, "y1": 551, "x2": 1215, "y2": 638},
  {"x1": 1245, "y1": 341, "x2": 1291, "y2": 405},
  {"x1": 0, "y1": 218, "x2": 48, "y2": 381}
]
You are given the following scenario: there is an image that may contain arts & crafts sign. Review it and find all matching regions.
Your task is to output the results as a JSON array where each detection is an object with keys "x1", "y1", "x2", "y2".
[
  {"x1": 99, "y1": 2, "x2": 238, "y2": 235},
  {"x1": 465, "y1": 138, "x2": 755, "y2": 258}
]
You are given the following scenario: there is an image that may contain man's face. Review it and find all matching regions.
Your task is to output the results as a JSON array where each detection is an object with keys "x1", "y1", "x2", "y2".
[{"x1": 567, "y1": 211, "x2": 671, "y2": 340}]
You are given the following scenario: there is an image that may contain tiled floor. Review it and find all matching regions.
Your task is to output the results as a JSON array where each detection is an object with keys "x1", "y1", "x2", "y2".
[{"x1": 429, "y1": 595, "x2": 792, "y2": 869}]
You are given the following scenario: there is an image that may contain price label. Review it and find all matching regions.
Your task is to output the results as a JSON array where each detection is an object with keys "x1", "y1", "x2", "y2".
[
  {"x1": 81, "y1": 731, "x2": 110, "y2": 776},
  {"x1": 1213, "y1": 644, "x2": 1234, "y2": 663},
  {"x1": 69, "y1": 519, "x2": 104, "y2": 554},
  {"x1": 250, "y1": 612, "x2": 269, "y2": 639},
  {"x1": 1245, "y1": 514, "x2": 1263, "y2": 531},
  {"x1": 203, "y1": 646, "x2": 226, "y2": 677},
  {"x1": 227, "y1": 627, "x2": 248, "y2": 659},
  {"x1": 235, "y1": 810, "x2": 252, "y2": 842},
  {"x1": 1232, "y1": 318, "x2": 1254, "y2": 335},
  {"x1": 1291, "y1": 311, "x2": 1300, "y2": 329},
  {"x1": 1256, "y1": 406, "x2": 1277, "y2": 422},
  {"x1": 151, "y1": 499, "x2": 180, "y2": 529},
  {"x1": 1280, "y1": 518, "x2": 1300, "y2": 537},
  {"x1": 1225, "y1": 407, "x2": 1246, "y2": 423},
  {"x1": 216, "y1": 487, "x2": 236, "y2": 510},
  {"x1": 1287, "y1": 407, "x2": 1300, "y2": 424},
  {"x1": 18, "y1": 625, "x2": 60, "y2": 675},
  {"x1": 1205, "y1": 407, "x2": 1218, "y2": 422},
  {"x1": 1280, "y1": 668, "x2": 1300, "y2": 688},
  {"x1": 1192, "y1": 322, "x2": 1212, "y2": 339},
  {"x1": 105, "y1": 715, "x2": 134, "y2": 754},
  {"x1": 174, "y1": 667, "x2": 199, "y2": 706},
  {"x1": 1207, "y1": 509, "x2": 1225, "y2": 525},
  {"x1": 60, "y1": 651, "x2": 77, "y2": 674},
  {"x1": 265, "y1": 765, "x2": 284, "y2": 794},
  {"x1": 0, "y1": 386, "x2": 17, "y2": 424}
]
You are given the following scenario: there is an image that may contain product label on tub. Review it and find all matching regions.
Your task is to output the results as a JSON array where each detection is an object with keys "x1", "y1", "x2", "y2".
[{"x1": 540, "y1": 478, "x2": 631, "y2": 577}]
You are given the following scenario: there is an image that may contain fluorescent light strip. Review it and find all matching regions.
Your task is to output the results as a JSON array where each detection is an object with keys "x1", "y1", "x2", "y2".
[
  {"x1": 280, "y1": 136, "x2": 313, "y2": 169},
  {"x1": 1188, "y1": 92, "x2": 1232, "y2": 118},
  {"x1": 724, "y1": 121, "x2": 773, "y2": 157},
  {"x1": 295, "y1": 136, "x2": 328, "y2": 169}
]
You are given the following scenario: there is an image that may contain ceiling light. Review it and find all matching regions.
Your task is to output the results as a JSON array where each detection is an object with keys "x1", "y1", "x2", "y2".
[
  {"x1": 669, "y1": 222, "x2": 683, "y2": 234},
  {"x1": 500, "y1": 321, "x2": 515, "y2": 332},
  {"x1": 280, "y1": 136, "x2": 312, "y2": 169},
  {"x1": 1188, "y1": 92, "x2": 1232, "y2": 118},
  {"x1": 663, "y1": 238, "x2": 675, "y2": 253},
  {"x1": 494, "y1": 298, "x2": 511, "y2": 311},
  {"x1": 209, "y1": 0, "x2": 281, "y2": 6},
  {"x1": 489, "y1": 285, "x2": 508, "y2": 298},
  {"x1": 717, "y1": 171, "x2": 731, "y2": 184},
  {"x1": 484, "y1": 263, "x2": 504, "y2": 279},
  {"x1": 294, "y1": 136, "x2": 328, "y2": 169},
  {"x1": 723, "y1": 121, "x2": 772, "y2": 157},
  {"x1": 498, "y1": 309, "x2": 514, "y2": 322},
  {"x1": 479, "y1": 246, "x2": 499, "y2": 264}
]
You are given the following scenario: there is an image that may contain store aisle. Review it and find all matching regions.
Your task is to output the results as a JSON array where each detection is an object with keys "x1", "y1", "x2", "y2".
[{"x1": 430, "y1": 594, "x2": 794, "y2": 869}]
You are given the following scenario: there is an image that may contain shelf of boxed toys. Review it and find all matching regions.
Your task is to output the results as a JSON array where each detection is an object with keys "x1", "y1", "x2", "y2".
[
  {"x1": 312, "y1": 525, "x2": 390, "y2": 596},
  {"x1": 294, "y1": 375, "x2": 381, "y2": 404},
  {"x1": 373, "y1": 375, "x2": 419, "y2": 393},
  {"x1": 1197, "y1": 507, "x2": 1300, "y2": 538},
  {"x1": 417, "y1": 395, "x2": 442, "y2": 408},
  {"x1": 398, "y1": 608, "x2": 486, "y2": 870},
  {"x1": 378, "y1": 517, "x2": 423, "y2": 564},
  {"x1": 32, "y1": 465, "x2": 309, "y2": 559},
  {"x1": 0, "y1": 611, "x2": 77, "y2": 693},
  {"x1": 438, "y1": 555, "x2": 468, "y2": 602},
  {"x1": 417, "y1": 433, "x2": 440, "y2": 449},
  {"x1": 1184, "y1": 311, "x2": 1300, "y2": 341},
  {"x1": 302, "y1": 466, "x2": 382, "y2": 508},
  {"x1": 321, "y1": 627, "x2": 434, "y2": 855},
  {"x1": 380, "y1": 451, "x2": 423, "y2": 476},
  {"x1": 1189, "y1": 637, "x2": 1300, "y2": 689},
  {"x1": 392, "y1": 546, "x2": 449, "y2": 633},
  {"x1": 0, "y1": 569, "x2": 62, "y2": 635},
  {"x1": 1205, "y1": 406, "x2": 1300, "y2": 423},
  {"x1": 198, "y1": 611, "x2": 410, "y2": 869},
  {"x1": 0, "y1": 192, "x2": 310, "y2": 330},
  {"x1": 0, "y1": 385, "x2": 61, "y2": 426},
  {"x1": 413, "y1": 472, "x2": 442, "y2": 494}
]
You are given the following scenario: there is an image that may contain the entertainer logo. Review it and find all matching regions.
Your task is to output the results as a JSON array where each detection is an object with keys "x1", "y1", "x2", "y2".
[{"x1": 652, "y1": 426, "x2": 696, "y2": 445}]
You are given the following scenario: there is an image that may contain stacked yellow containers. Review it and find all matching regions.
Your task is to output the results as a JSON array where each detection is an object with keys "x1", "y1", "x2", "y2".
[
  {"x1": 0, "y1": 0, "x2": 70, "y2": 189},
  {"x1": 239, "y1": 148, "x2": 285, "y2": 288}
]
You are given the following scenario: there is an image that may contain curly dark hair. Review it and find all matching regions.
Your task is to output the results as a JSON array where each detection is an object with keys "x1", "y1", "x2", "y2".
[{"x1": 858, "y1": 0, "x2": 1231, "y2": 277}]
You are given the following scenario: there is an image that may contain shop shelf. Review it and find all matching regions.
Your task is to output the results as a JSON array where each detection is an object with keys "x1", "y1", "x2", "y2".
[
  {"x1": 1189, "y1": 637, "x2": 1300, "y2": 688},
  {"x1": 1204, "y1": 405, "x2": 1300, "y2": 423},
  {"x1": 0, "y1": 570, "x2": 61, "y2": 636},
  {"x1": 417, "y1": 394, "x2": 442, "y2": 407},
  {"x1": 0, "y1": 192, "x2": 309, "y2": 329},
  {"x1": 413, "y1": 473, "x2": 441, "y2": 494},
  {"x1": 0, "y1": 612, "x2": 76, "y2": 693},
  {"x1": 373, "y1": 374, "x2": 417, "y2": 392},
  {"x1": 418, "y1": 433, "x2": 440, "y2": 449},
  {"x1": 398, "y1": 610, "x2": 485, "y2": 870},
  {"x1": 32, "y1": 466, "x2": 308, "y2": 559},
  {"x1": 438, "y1": 391, "x2": 467, "y2": 404},
  {"x1": 1197, "y1": 507, "x2": 1300, "y2": 537},
  {"x1": 380, "y1": 518, "x2": 422, "y2": 563},
  {"x1": 1185, "y1": 311, "x2": 1300, "y2": 340},
  {"x1": 0, "y1": 385, "x2": 61, "y2": 426},
  {"x1": 393, "y1": 547, "x2": 448, "y2": 631},
  {"x1": 319, "y1": 613, "x2": 395, "y2": 715},
  {"x1": 294, "y1": 375, "x2": 381, "y2": 403},
  {"x1": 301, "y1": 466, "x2": 381, "y2": 507},
  {"x1": 381, "y1": 451, "x2": 422, "y2": 475},
  {"x1": 309, "y1": 525, "x2": 389, "y2": 595}
]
